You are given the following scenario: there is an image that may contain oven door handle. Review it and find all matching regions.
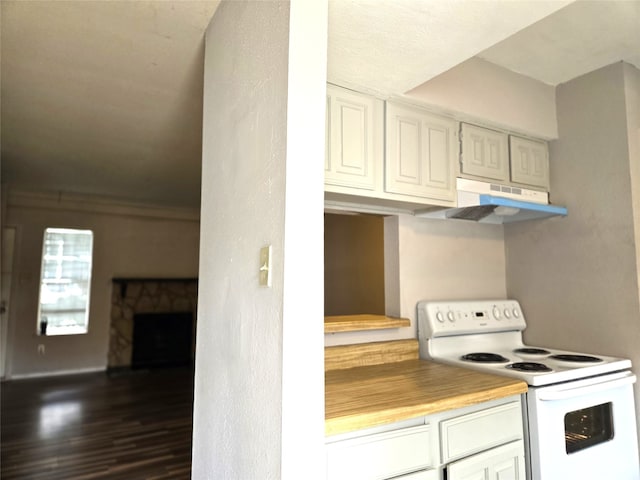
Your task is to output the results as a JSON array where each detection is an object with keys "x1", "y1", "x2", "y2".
[{"x1": 537, "y1": 372, "x2": 637, "y2": 401}]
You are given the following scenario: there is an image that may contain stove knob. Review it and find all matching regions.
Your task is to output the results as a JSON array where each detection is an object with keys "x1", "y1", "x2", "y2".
[
  {"x1": 503, "y1": 309, "x2": 511, "y2": 319},
  {"x1": 513, "y1": 308, "x2": 520, "y2": 318},
  {"x1": 436, "y1": 311, "x2": 445, "y2": 323},
  {"x1": 492, "y1": 306, "x2": 501, "y2": 320},
  {"x1": 447, "y1": 311, "x2": 455, "y2": 322}
]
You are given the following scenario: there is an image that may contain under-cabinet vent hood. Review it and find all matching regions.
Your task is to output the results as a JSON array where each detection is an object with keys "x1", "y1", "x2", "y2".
[{"x1": 417, "y1": 178, "x2": 567, "y2": 224}]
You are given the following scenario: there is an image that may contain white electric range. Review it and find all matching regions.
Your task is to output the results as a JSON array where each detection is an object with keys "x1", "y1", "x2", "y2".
[{"x1": 417, "y1": 299, "x2": 640, "y2": 480}]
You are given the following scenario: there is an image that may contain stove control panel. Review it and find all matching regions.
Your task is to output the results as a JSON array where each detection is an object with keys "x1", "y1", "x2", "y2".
[{"x1": 417, "y1": 299, "x2": 526, "y2": 338}]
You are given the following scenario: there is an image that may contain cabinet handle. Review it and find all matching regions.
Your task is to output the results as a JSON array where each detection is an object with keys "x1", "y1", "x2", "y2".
[{"x1": 537, "y1": 372, "x2": 636, "y2": 401}]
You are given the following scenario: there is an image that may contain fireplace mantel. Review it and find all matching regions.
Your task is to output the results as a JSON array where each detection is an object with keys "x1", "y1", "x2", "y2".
[{"x1": 112, "y1": 277, "x2": 198, "y2": 297}]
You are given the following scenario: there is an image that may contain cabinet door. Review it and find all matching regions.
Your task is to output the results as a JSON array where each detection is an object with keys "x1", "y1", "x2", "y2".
[
  {"x1": 460, "y1": 123, "x2": 508, "y2": 182},
  {"x1": 447, "y1": 440, "x2": 525, "y2": 480},
  {"x1": 509, "y1": 135, "x2": 549, "y2": 190},
  {"x1": 326, "y1": 423, "x2": 432, "y2": 480},
  {"x1": 385, "y1": 102, "x2": 456, "y2": 202},
  {"x1": 325, "y1": 85, "x2": 378, "y2": 191}
]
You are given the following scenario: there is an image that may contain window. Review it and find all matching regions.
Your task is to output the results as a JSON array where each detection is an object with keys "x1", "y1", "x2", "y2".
[
  {"x1": 564, "y1": 402, "x2": 614, "y2": 454},
  {"x1": 37, "y1": 228, "x2": 93, "y2": 335}
]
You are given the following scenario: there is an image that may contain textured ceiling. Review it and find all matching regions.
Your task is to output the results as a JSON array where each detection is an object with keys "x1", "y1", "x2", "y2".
[
  {"x1": 1, "y1": 1, "x2": 638, "y2": 209},
  {"x1": 1, "y1": 1, "x2": 220, "y2": 208},
  {"x1": 327, "y1": 0, "x2": 572, "y2": 95},
  {"x1": 478, "y1": 0, "x2": 640, "y2": 86}
]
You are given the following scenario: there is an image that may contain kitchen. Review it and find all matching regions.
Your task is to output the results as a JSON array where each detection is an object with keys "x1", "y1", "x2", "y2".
[
  {"x1": 322, "y1": 54, "x2": 640, "y2": 477},
  {"x1": 2, "y1": 1, "x2": 639, "y2": 478}
]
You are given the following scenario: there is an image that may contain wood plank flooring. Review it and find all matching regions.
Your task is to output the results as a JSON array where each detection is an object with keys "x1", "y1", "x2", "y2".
[{"x1": 1, "y1": 367, "x2": 194, "y2": 480}]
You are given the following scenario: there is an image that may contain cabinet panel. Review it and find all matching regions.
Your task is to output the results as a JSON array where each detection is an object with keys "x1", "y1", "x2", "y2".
[
  {"x1": 326, "y1": 423, "x2": 432, "y2": 480},
  {"x1": 447, "y1": 440, "x2": 525, "y2": 480},
  {"x1": 325, "y1": 85, "x2": 378, "y2": 190},
  {"x1": 385, "y1": 102, "x2": 456, "y2": 202},
  {"x1": 509, "y1": 135, "x2": 549, "y2": 190},
  {"x1": 441, "y1": 401, "x2": 522, "y2": 463},
  {"x1": 395, "y1": 470, "x2": 439, "y2": 480},
  {"x1": 460, "y1": 123, "x2": 508, "y2": 182}
]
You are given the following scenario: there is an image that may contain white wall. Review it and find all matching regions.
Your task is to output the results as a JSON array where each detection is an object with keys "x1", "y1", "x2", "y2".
[
  {"x1": 626, "y1": 64, "x2": 640, "y2": 302},
  {"x1": 406, "y1": 57, "x2": 558, "y2": 140},
  {"x1": 192, "y1": 1, "x2": 327, "y2": 478},
  {"x1": 4, "y1": 190, "x2": 200, "y2": 378},
  {"x1": 505, "y1": 62, "x2": 640, "y2": 433},
  {"x1": 325, "y1": 215, "x2": 507, "y2": 346}
]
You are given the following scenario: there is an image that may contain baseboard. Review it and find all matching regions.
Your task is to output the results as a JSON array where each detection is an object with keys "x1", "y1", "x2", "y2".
[{"x1": 6, "y1": 366, "x2": 106, "y2": 381}]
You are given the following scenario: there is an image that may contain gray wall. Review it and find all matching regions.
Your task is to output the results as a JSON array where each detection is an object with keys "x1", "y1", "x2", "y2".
[
  {"x1": 324, "y1": 214, "x2": 385, "y2": 316},
  {"x1": 325, "y1": 215, "x2": 507, "y2": 346},
  {"x1": 505, "y1": 62, "x2": 640, "y2": 432},
  {"x1": 192, "y1": 1, "x2": 327, "y2": 478},
  {"x1": 4, "y1": 191, "x2": 200, "y2": 378},
  {"x1": 406, "y1": 56, "x2": 557, "y2": 139}
]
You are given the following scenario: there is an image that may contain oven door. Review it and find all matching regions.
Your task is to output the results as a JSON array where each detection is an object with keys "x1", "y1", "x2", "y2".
[{"x1": 526, "y1": 370, "x2": 640, "y2": 480}]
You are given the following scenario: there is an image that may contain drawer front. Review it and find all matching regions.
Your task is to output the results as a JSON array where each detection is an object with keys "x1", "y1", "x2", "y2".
[
  {"x1": 440, "y1": 401, "x2": 522, "y2": 463},
  {"x1": 326, "y1": 424, "x2": 432, "y2": 480}
]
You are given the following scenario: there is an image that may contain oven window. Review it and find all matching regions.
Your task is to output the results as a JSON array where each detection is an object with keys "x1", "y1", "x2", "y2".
[{"x1": 564, "y1": 402, "x2": 614, "y2": 454}]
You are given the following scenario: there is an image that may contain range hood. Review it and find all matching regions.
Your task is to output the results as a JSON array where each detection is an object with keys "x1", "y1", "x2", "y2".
[{"x1": 417, "y1": 178, "x2": 567, "y2": 224}]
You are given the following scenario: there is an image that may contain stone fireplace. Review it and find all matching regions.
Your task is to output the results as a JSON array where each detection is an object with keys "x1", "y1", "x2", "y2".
[{"x1": 108, "y1": 278, "x2": 198, "y2": 370}]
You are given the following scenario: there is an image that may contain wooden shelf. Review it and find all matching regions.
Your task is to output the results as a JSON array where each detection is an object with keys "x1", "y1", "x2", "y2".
[
  {"x1": 325, "y1": 339, "x2": 419, "y2": 371},
  {"x1": 324, "y1": 314, "x2": 410, "y2": 333}
]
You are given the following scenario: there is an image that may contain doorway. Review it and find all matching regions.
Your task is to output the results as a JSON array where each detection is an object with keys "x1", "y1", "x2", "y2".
[{"x1": 1, "y1": 227, "x2": 16, "y2": 378}]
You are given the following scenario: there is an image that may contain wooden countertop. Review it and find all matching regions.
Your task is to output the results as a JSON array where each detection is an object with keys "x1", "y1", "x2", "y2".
[
  {"x1": 324, "y1": 314, "x2": 410, "y2": 333},
  {"x1": 325, "y1": 359, "x2": 527, "y2": 436}
]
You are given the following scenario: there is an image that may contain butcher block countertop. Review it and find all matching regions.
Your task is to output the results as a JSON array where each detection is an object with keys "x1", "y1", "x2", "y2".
[
  {"x1": 325, "y1": 340, "x2": 527, "y2": 436},
  {"x1": 324, "y1": 314, "x2": 410, "y2": 333}
]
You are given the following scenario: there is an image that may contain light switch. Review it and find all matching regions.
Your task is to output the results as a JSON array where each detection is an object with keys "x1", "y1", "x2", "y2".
[{"x1": 259, "y1": 245, "x2": 272, "y2": 287}]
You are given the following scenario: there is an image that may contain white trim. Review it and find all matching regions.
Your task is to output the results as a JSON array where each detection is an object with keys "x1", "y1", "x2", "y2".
[
  {"x1": 6, "y1": 366, "x2": 105, "y2": 381},
  {"x1": 8, "y1": 189, "x2": 200, "y2": 222}
]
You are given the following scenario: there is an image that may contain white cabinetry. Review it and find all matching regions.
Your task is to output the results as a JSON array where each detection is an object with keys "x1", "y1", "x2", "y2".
[
  {"x1": 324, "y1": 86, "x2": 554, "y2": 211},
  {"x1": 395, "y1": 470, "x2": 439, "y2": 480},
  {"x1": 326, "y1": 396, "x2": 524, "y2": 480},
  {"x1": 447, "y1": 440, "x2": 525, "y2": 480},
  {"x1": 441, "y1": 400, "x2": 525, "y2": 480},
  {"x1": 385, "y1": 102, "x2": 457, "y2": 203},
  {"x1": 459, "y1": 122, "x2": 550, "y2": 192},
  {"x1": 460, "y1": 123, "x2": 509, "y2": 182},
  {"x1": 509, "y1": 135, "x2": 549, "y2": 190},
  {"x1": 324, "y1": 87, "x2": 457, "y2": 211},
  {"x1": 440, "y1": 401, "x2": 523, "y2": 463},
  {"x1": 325, "y1": 84, "x2": 383, "y2": 194},
  {"x1": 326, "y1": 423, "x2": 433, "y2": 480}
]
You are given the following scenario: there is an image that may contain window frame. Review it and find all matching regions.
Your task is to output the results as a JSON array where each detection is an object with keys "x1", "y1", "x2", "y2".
[{"x1": 37, "y1": 227, "x2": 94, "y2": 336}]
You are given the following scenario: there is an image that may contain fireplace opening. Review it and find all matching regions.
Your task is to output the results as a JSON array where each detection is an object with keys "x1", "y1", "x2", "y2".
[{"x1": 131, "y1": 312, "x2": 194, "y2": 369}]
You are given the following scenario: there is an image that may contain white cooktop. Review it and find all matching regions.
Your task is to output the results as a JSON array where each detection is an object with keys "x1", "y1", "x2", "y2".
[{"x1": 417, "y1": 299, "x2": 632, "y2": 387}]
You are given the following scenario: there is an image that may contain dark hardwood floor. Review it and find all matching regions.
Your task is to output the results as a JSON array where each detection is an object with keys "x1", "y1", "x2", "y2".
[{"x1": 1, "y1": 367, "x2": 194, "y2": 480}]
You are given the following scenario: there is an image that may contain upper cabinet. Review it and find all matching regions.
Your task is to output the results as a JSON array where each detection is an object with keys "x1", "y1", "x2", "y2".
[
  {"x1": 460, "y1": 123, "x2": 509, "y2": 182},
  {"x1": 325, "y1": 85, "x2": 457, "y2": 209},
  {"x1": 385, "y1": 102, "x2": 457, "y2": 204},
  {"x1": 324, "y1": 84, "x2": 554, "y2": 213},
  {"x1": 459, "y1": 123, "x2": 550, "y2": 192},
  {"x1": 509, "y1": 135, "x2": 550, "y2": 190},
  {"x1": 325, "y1": 85, "x2": 383, "y2": 192}
]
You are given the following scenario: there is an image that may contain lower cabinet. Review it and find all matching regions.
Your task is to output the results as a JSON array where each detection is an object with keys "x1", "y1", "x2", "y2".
[
  {"x1": 326, "y1": 396, "x2": 524, "y2": 480},
  {"x1": 325, "y1": 423, "x2": 433, "y2": 480},
  {"x1": 395, "y1": 470, "x2": 439, "y2": 480},
  {"x1": 447, "y1": 440, "x2": 525, "y2": 480}
]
